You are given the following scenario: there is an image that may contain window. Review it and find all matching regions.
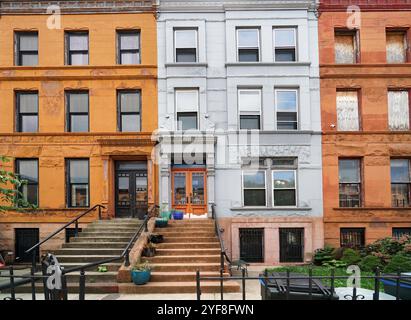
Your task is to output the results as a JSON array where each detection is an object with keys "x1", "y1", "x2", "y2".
[
  {"x1": 273, "y1": 28, "x2": 297, "y2": 62},
  {"x1": 117, "y1": 31, "x2": 140, "y2": 64},
  {"x1": 238, "y1": 89, "x2": 261, "y2": 130},
  {"x1": 276, "y1": 89, "x2": 298, "y2": 130},
  {"x1": 16, "y1": 92, "x2": 38, "y2": 133},
  {"x1": 174, "y1": 29, "x2": 198, "y2": 63},
  {"x1": 336, "y1": 90, "x2": 360, "y2": 131},
  {"x1": 279, "y1": 228, "x2": 304, "y2": 262},
  {"x1": 273, "y1": 170, "x2": 297, "y2": 207},
  {"x1": 176, "y1": 89, "x2": 198, "y2": 130},
  {"x1": 15, "y1": 159, "x2": 38, "y2": 207},
  {"x1": 66, "y1": 91, "x2": 89, "y2": 132},
  {"x1": 335, "y1": 30, "x2": 358, "y2": 64},
  {"x1": 386, "y1": 30, "x2": 407, "y2": 63},
  {"x1": 339, "y1": 159, "x2": 361, "y2": 208},
  {"x1": 118, "y1": 91, "x2": 141, "y2": 132},
  {"x1": 340, "y1": 228, "x2": 365, "y2": 248},
  {"x1": 15, "y1": 32, "x2": 38, "y2": 66},
  {"x1": 239, "y1": 228, "x2": 264, "y2": 263},
  {"x1": 66, "y1": 159, "x2": 89, "y2": 207},
  {"x1": 66, "y1": 32, "x2": 89, "y2": 65},
  {"x1": 391, "y1": 159, "x2": 411, "y2": 207},
  {"x1": 392, "y1": 228, "x2": 411, "y2": 240},
  {"x1": 388, "y1": 90, "x2": 410, "y2": 131},
  {"x1": 242, "y1": 171, "x2": 266, "y2": 206},
  {"x1": 237, "y1": 28, "x2": 260, "y2": 62},
  {"x1": 15, "y1": 229, "x2": 39, "y2": 263}
]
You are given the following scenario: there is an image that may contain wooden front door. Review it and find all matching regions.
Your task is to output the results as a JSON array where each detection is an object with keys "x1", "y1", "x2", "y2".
[{"x1": 171, "y1": 168, "x2": 207, "y2": 215}]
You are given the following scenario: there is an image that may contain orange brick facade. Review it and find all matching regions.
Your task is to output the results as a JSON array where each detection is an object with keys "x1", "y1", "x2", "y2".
[{"x1": 319, "y1": 1, "x2": 411, "y2": 247}]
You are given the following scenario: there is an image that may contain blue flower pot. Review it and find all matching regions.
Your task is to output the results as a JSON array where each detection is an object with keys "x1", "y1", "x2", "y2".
[
  {"x1": 131, "y1": 269, "x2": 151, "y2": 285},
  {"x1": 173, "y1": 211, "x2": 184, "y2": 220}
]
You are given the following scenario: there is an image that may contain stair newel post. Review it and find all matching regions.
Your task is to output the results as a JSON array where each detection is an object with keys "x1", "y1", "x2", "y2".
[
  {"x1": 31, "y1": 248, "x2": 37, "y2": 271},
  {"x1": 41, "y1": 261, "x2": 50, "y2": 300},
  {"x1": 373, "y1": 267, "x2": 380, "y2": 301},
  {"x1": 79, "y1": 269, "x2": 86, "y2": 301},
  {"x1": 242, "y1": 268, "x2": 246, "y2": 300},
  {"x1": 196, "y1": 270, "x2": 201, "y2": 300},
  {"x1": 98, "y1": 205, "x2": 102, "y2": 220},
  {"x1": 144, "y1": 217, "x2": 148, "y2": 233},
  {"x1": 75, "y1": 220, "x2": 79, "y2": 238},
  {"x1": 61, "y1": 269, "x2": 68, "y2": 301},
  {"x1": 9, "y1": 266, "x2": 16, "y2": 300},
  {"x1": 124, "y1": 250, "x2": 130, "y2": 267}
]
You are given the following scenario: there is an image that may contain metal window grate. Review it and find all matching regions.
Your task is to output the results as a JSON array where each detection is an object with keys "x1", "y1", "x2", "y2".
[
  {"x1": 239, "y1": 228, "x2": 264, "y2": 263},
  {"x1": 340, "y1": 228, "x2": 365, "y2": 248},
  {"x1": 279, "y1": 228, "x2": 304, "y2": 263}
]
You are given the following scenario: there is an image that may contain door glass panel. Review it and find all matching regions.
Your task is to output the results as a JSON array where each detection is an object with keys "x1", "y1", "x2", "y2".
[
  {"x1": 136, "y1": 173, "x2": 148, "y2": 206},
  {"x1": 174, "y1": 173, "x2": 186, "y2": 205},
  {"x1": 191, "y1": 173, "x2": 205, "y2": 205},
  {"x1": 118, "y1": 174, "x2": 130, "y2": 206}
]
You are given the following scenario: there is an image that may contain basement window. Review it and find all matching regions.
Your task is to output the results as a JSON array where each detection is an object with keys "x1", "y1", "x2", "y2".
[
  {"x1": 335, "y1": 29, "x2": 359, "y2": 64},
  {"x1": 386, "y1": 30, "x2": 408, "y2": 63},
  {"x1": 340, "y1": 228, "x2": 365, "y2": 248}
]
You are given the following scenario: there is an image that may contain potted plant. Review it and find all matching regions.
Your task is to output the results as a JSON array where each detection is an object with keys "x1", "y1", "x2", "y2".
[
  {"x1": 131, "y1": 261, "x2": 151, "y2": 285},
  {"x1": 142, "y1": 242, "x2": 157, "y2": 257},
  {"x1": 173, "y1": 210, "x2": 184, "y2": 220},
  {"x1": 149, "y1": 233, "x2": 164, "y2": 244}
]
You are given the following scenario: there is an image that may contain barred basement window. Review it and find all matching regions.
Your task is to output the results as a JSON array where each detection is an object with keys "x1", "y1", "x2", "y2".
[
  {"x1": 392, "y1": 228, "x2": 411, "y2": 240},
  {"x1": 237, "y1": 28, "x2": 260, "y2": 62},
  {"x1": 391, "y1": 159, "x2": 411, "y2": 207},
  {"x1": 339, "y1": 159, "x2": 361, "y2": 208},
  {"x1": 386, "y1": 30, "x2": 407, "y2": 63},
  {"x1": 388, "y1": 90, "x2": 410, "y2": 131},
  {"x1": 336, "y1": 90, "x2": 360, "y2": 131},
  {"x1": 174, "y1": 28, "x2": 198, "y2": 63},
  {"x1": 340, "y1": 228, "x2": 365, "y2": 248},
  {"x1": 335, "y1": 29, "x2": 358, "y2": 64},
  {"x1": 15, "y1": 32, "x2": 38, "y2": 66}
]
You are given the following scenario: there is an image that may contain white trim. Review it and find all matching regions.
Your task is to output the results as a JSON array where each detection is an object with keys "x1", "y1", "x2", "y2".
[
  {"x1": 272, "y1": 169, "x2": 298, "y2": 208},
  {"x1": 242, "y1": 170, "x2": 267, "y2": 207},
  {"x1": 275, "y1": 88, "x2": 299, "y2": 131}
]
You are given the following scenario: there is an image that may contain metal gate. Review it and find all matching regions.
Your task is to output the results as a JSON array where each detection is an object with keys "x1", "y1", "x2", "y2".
[
  {"x1": 279, "y1": 228, "x2": 304, "y2": 263},
  {"x1": 15, "y1": 228, "x2": 39, "y2": 263},
  {"x1": 239, "y1": 228, "x2": 264, "y2": 263}
]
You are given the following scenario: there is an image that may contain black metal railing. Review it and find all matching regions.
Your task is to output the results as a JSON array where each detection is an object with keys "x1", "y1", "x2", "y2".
[
  {"x1": 195, "y1": 267, "x2": 411, "y2": 301},
  {"x1": 24, "y1": 204, "x2": 105, "y2": 270}
]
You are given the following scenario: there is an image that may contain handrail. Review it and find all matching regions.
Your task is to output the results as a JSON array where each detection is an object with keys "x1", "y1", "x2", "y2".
[
  {"x1": 24, "y1": 204, "x2": 105, "y2": 270},
  {"x1": 211, "y1": 204, "x2": 231, "y2": 270}
]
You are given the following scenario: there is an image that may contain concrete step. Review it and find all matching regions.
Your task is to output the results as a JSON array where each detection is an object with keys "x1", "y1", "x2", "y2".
[
  {"x1": 156, "y1": 248, "x2": 221, "y2": 256},
  {"x1": 147, "y1": 255, "x2": 221, "y2": 264},
  {"x1": 62, "y1": 242, "x2": 128, "y2": 249},
  {"x1": 164, "y1": 237, "x2": 218, "y2": 243},
  {"x1": 149, "y1": 263, "x2": 222, "y2": 272},
  {"x1": 56, "y1": 255, "x2": 120, "y2": 263},
  {"x1": 85, "y1": 227, "x2": 139, "y2": 232},
  {"x1": 158, "y1": 231, "x2": 215, "y2": 237},
  {"x1": 118, "y1": 281, "x2": 240, "y2": 294},
  {"x1": 159, "y1": 227, "x2": 215, "y2": 232},
  {"x1": 12, "y1": 282, "x2": 119, "y2": 294},
  {"x1": 150, "y1": 271, "x2": 229, "y2": 282},
  {"x1": 167, "y1": 223, "x2": 214, "y2": 228},
  {"x1": 64, "y1": 271, "x2": 118, "y2": 283},
  {"x1": 71, "y1": 236, "x2": 132, "y2": 243},
  {"x1": 53, "y1": 248, "x2": 124, "y2": 256},
  {"x1": 157, "y1": 242, "x2": 220, "y2": 249},
  {"x1": 79, "y1": 231, "x2": 136, "y2": 237},
  {"x1": 61, "y1": 262, "x2": 122, "y2": 272}
]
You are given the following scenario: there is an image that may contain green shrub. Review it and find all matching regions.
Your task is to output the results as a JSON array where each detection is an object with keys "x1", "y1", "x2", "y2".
[
  {"x1": 332, "y1": 247, "x2": 345, "y2": 260},
  {"x1": 341, "y1": 248, "x2": 361, "y2": 265},
  {"x1": 322, "y1": 259, "x2": 347, "y2": 269},
  {"x1": 383, "y1": 253, "x2": 411, "y2": 273},
  {"x1": 313, "y1": 246, "x2": 334, "y2": 266},
  {"x1": 359, "y1": 255, "x2": 382, "y2": 272}
]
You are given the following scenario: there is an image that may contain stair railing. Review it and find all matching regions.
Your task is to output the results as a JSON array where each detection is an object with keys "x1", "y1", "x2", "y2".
[{"x1": 24, "y1": 204, "x2": 105, "y2": 271}]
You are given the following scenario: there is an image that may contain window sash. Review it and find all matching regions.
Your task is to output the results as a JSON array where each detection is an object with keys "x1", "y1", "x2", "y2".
[
  {"x1": 240, "y1": 115, "x2": 260, "y2": 130},
  {"x1": 276, "y1": 89, "x2": 298, "y2": 130},
  {"x1": 339, "y1": 183, "x2": 361, "y2": 207},
  {"x1": 273, "y1": 28, "x2": 297, "y2": 62},
  {"x1": 16, "y1": 32, "x2": 38, "y2": 66},
  {"x1": 392, "y1": 228, "x2": 411, "y2": 240},
  {"x1": 388, "y1": 90, "x2": 410, "y2": 131},
  {"x1": 391, "y1": 183, "x2": 410, "y2": 207},
  {"x1": 242, "y1": 171, "x2": 266, "y2": 207},
  {"x1": 339, "y1": 159, "x2": 361, "y2": 183},
  {"x1": 67, "y1": 160, "x2": 89, "y2": 208},
  {"x1": 335, "y1": 31, "x2": 357, "y2": 64},
  {"x1": 336, "y1": 91, "x2": 360, "y2": 131},
  {"x1": 16, "y1": 92, "x2": 38, "y2": 132},
  {"x1": 386, "y1": 31, "x2": 407, "y2": 63},
  {"x1": 237, "y1": 28, "x2": 260, "y2": 62},
  {"x1": 66, "y1": 32, "x2": 89, "y2": 65},
  {"x1": 175, "y1": 90, "x2": 199, "y2": 112},
  {"x1": 118, "y1": 31, "x2": 140, "y2": 64},
  {"x1": 272, "y1": 170, "x2": 297, "y2": 207},
  {"x1": 177, "y1": 112, "x2": 198, "y2": 130},
  {"x1": 16, "y1": 159, "x2": 39, "y2": 207}
]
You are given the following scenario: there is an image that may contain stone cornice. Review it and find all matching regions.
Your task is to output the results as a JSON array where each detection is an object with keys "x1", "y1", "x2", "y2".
[
  {"x1": 0, "y1": 0, "x2": 156, "y2": 14},
  {"x1": 319, "y1": 0, "x2": 411, "y2": 12}
]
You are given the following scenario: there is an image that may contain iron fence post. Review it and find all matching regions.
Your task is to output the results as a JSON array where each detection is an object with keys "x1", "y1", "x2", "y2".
[
  {"x1": 124, "y1": 251, "x2": 130, "y2": 267},
  {"x1": 61, "y1": 270, "x2": 68, "y2": 301},
  {"x1": 98, "y1": 205, "x2": 102, "y2": 220},
  {"x1": 373, "y1": 267, "x2": 380, "y2": 301},
  {"x1": 32, "y1": 249, "x2": 37, "y2": 271},
  {"x1": 330, "y1": 268, "x2": 335, "y2": 297},
  {"x1": 264, "y1": 269, "x2": 268, "y2": 299},
  {"x1": 9, "y1": 266, "x2": 16, "y2": 300},
  {"x1": 41, "y1": 261, "x2": 49, "y2": 300},
  {"x1": 286, "y1": 269, "x2": 290, "y2": 300},
  {"x1": 242, "y1": 268, "x2": 246, "y2": 300},
  {"x1": 144, "y1": 218, "x2": 148, "y2": 233},
  {"x1": 396, "y1": 269, "x2": 401, "y2": 301},
  {"x1": 220, "y1": 267, "x2": 224, "y2": 301},
  {"x1": 30, "y1": 266, "x2": 36, "y2": 300},
  {"x1": 308, "y1": 267, "x2": 313, "y2": 300},
  {"x1": 196, "y1": 270, "x2": 201, "y2": 300},
  {"x1": 79, "y1": 269, "x2": 86, "y2": 301},
  {"x1": 75, "y1": 220, "x2": 79, "y2": 238}
]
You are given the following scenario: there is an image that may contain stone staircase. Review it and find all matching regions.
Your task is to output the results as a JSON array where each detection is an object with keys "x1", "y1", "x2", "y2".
[
  {"x1": 14, "y1": 218, "x2": 142, "y2": 294},
  {"x1": 119, "y1": 219, "x2": 241, "y2": 294}
]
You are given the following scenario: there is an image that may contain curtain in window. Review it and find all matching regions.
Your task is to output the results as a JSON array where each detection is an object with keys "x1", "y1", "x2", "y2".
[
  {"x1": 388, "y1": 91, "x2": 409, "y2": 130},
  {"x1": 335, "y1": 34, "x2": 355, "y2": 64},
  {"x1": 386, "y1": 33, "x2": 406, "y2": 63},
  {"x1": 336, "y1": 91, "x2": 359, "y2": 131}
]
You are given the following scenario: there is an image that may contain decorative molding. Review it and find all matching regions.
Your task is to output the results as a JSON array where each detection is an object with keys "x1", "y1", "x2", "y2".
[
  {"x1": 319, "y1": 0, "x2": 411, "y2": 12},
  {"x1": 232, "y1": 145, "x2": 312, "y2": 164}
]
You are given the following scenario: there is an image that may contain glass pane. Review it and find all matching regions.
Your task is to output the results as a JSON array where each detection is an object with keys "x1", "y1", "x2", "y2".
[
  {"x1": 244, "y1": 171, "x2": 265, "y2": 188},
  {"x1": 339, "y1": 159, "x2": 360, "y2": 183},
  {"x1": 21, "y1": 115, "x2": 38, "y2": 132},
  {"x1": 19, "y1": 34, "x2": 38, "y2": 50},
  {"x1": 21, "y1": 53, "x2": 38, "y2": 66},
  {"x1": 175, "y1": 29, "x2": 197, "y2": 48},
  {"x1": 117, "y1": 161, "x2": 147, "y2": 170},
  {"x1": 136, "y1": 174, "x2": 148, "y2": 204},
  {"x1": 274, "y1": 29, "x2": 295, "y2": 47},
  {"x1": 121, "y1": 114, "x2": 140, "y2": 132},
  {"x1": 69, "y1": 160, "x2": 89, "y2": 184},
  {"x1": 386, "y1": 32, "x2": 406, "y2": 63},
  {"x1": 391, "y1": 184, "x2": 410, "y2": 207},
  {"x1": 339, "y1": 184, "x2": 361, "y2": 207},
  {"x1": 238, "y1": 29, "x2": 259, "y2": 47},
  {"x1": 18, "y1": 160, "x2": 38, "y2": 182},
  {"x1": 120, "y1": 92, "x2": 140, "y2": 112},
  {"x1": 335, "y1": 33, "x2": 355, "y2": 64},
  {"x1": 336, "y1": 91, "x2": 359, "y2": 131},
  {"x1": 70, "y1": 53, "x2": 88, "y2": 65},
  {"x1": 238, "y1": 49, "x2": 259, "y2": 62},
  {"x1": 391, "y1": 159, "x2": 410, "y2": 183},
  {"x1": 388, "y1": 91, "x2": 409, "y2": 130},
  {"x1": 277, "y1": 112, "x2": 297, "y2": 130},
  {"x1": 276, "y1": 91, "x2": 297, "y2": 112},
  {"x1": 23, "y1": 184, "x2": 38, "y2": 206},
  {"x1": 121, "y1": 52, "x2": 139, "y2": 64},
  {"x1": 177, "y1": 113, "x2": 198, "y2": 130},
  {"x1": 244, "y1": 189, "x2": 266, "y2": 206},
  {"x1": 71, "y1": 184, "x2": 89, "y2": 207},
  {"x1": 70, "y1": 115, "x2": 89, "y2": 132},
  {"x1": 275, "y1": 49, "x2": 296, "y2": 62},
  {"x1": 174, "y1": 173, "x2": 186, "y2": 205},
  {"x1": 119, "y1": 33, "x2": 139, "y2": 50},
  {"x1": 240, "y1": 115, "x2": 260, "y2": 130},
  {"x1": 176, "y1": 49, "x2": 197, "y2": 63},
  {"x1": 176, "y1": 90, "x2": 198, "y2": 112},
  {"x1": 118, "y1": 175, "x2": 130, "y2": 205},
  {"x1": 191, "y1": 173, "x2": 205, "y2": 205},
  {"x1": 68, "y1": 93, "x2": 88, "y2": 112},
  {"x1": 274, "y1": 189, "x2": 296, "y2": 206},
  {"x1": 239, "y1": 90, "x2": 261, "y2": 112},
  {"x1": 69, "y1": 34, "x2": 88, "y2": 50},
  {"x1": 273, "y1": 171, "x2": 295, "y2": 189},
  {"x1": 19, "y1": 93, "x2": 38, "y2": 113}
]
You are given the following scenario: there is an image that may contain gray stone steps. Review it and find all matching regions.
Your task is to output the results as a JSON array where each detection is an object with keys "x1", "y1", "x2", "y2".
[
  {"x1": 56, "y1": 255, "x2": 120, "y2": 263},
  {"x1": 157, "y1": 242, "x2": 220, "y2": 249},
  {"x1": 147, "y1": 255, "x2": 221, "y2": 264},
  {"x1": 54, "y1": 248, "x2": 124, "y2": 256},
  {"x1": 163, "y1": 236, "x2": 218, "y2": 243},
  {"x1": 60, "y1": 262, "x2": 122, "y2": 272},
  {"x1": 155, "y1": 248, "x2": 221, "y2": 256},
  {"x1": 71, "y1": 236, "x2": 132, "y2": 242},
  {"x1": 62, "y1": 242, "x2": 128, "y2": 249}
]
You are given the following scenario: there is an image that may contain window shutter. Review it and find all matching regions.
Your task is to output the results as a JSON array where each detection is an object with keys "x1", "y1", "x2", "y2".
[{"x1": 238, "y1": 90, "x2": 261, "y2": 113}]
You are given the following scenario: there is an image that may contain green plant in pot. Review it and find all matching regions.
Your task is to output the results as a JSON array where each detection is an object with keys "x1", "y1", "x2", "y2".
[
  {"x1": 131, "y1": 261, "x2": 151, "y2": 285},
  {"x1": 142, "y1": 242, "x2": 157, "y2": 257}
]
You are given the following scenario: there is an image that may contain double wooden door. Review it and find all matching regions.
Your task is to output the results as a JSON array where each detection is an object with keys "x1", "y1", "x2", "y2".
[{"x1": 171, "y1": 168, "x2": 207, "y2": 215}]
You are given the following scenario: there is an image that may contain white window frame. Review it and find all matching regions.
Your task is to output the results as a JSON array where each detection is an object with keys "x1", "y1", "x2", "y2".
[
  {"x1": 275, "y1": 88, "x2": 299, "y2": 131},
  {"x1": 175, "y1": 88, "x2": 199, "y2": 130},
  {"x1": 273, "y1": 27, "x2": 297, "y2": 62},
  {"x1": 272, "y1": 169, "x2": 298, "y2": 208},
  {"x1": 236, "y1": 28, "x2": 261, "y2": 62},
  {"x1": 242, "y1": 170, "x2": 267, "y2": 207},
  {"x1": 174, "y1": 28, "x2": 198, "y2": 63},
  {"x1": 238, "y1": 88, "x2": 262, "y2": 130}
]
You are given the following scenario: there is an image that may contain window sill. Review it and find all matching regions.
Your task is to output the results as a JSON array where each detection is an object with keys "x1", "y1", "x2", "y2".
[
  {"x1": 226, "y1": 62, "x2": 311, "y2": 67},
  {"x1": 231, "y1": 207, "x2": 312, "y2": 211},
  {"x1": 165, "y1": 63, "x2": 208, "y2": 67},
  {"x1": 333, "y1": 207, "x2": 411, "y2": 211}
]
